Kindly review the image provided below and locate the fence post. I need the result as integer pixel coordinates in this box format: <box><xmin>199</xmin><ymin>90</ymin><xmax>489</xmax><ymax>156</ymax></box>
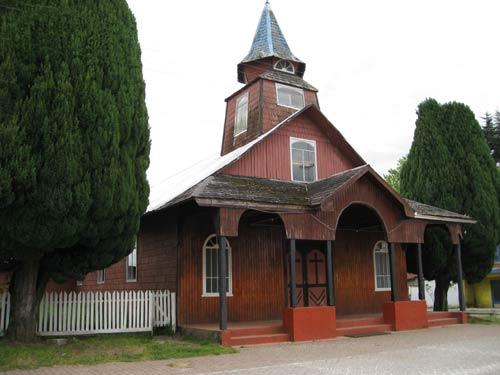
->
<box><xmin>149</xmin><ymin>291</ymin><xmax>154</xmax><ymax>336</ymax></box>
<box><xmin>171</xmin><ymin>292</ymin><xmax>176</xmax><ymax>333</ymax></box>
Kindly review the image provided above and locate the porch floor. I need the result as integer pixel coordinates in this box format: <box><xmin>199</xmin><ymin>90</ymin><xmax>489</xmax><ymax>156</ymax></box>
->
<box><xmin>181</xmin><ymin>320</ymin><xmax>282</xmax><ymax>332</ymax></box>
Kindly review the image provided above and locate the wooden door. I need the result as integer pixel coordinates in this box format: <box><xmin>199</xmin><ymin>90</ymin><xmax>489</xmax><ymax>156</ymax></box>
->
<box><xmin>287</xmin><ymin>247</ymin><xmax>327</xmax><ymax>307</ymax></box>
<box><xmin>305</xmin><ymin>249</ymin><xmax>327</xmax><ymax>306</ymax></box>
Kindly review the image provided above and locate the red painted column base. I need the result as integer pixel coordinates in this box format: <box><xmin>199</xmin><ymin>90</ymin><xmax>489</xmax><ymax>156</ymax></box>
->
<box><xmin>383</xmin><ymin>300</ymin><xmax>428</xmax><ymax>331</ymax></box>
<box><xmin>283</xmin><ymin>306</ymin><xmax>336</xmax><ymax>341</ymax></box>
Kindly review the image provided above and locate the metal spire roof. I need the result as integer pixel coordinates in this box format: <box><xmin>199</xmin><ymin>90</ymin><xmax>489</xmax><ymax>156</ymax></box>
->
<box><xmin>239</xmin><ymin>1</ymin><xmax>305</xmax><ymax>74</ymax></box>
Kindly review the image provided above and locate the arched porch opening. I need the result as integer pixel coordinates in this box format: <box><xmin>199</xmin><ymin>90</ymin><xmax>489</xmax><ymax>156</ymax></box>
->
<box><xmin>334</xmin><ymin>203</ymin><xmax>403</xmax><ymax>316</ymax></box>
<box><xmin>406</xmin><ymin>223</ymin><xmax>458</xmax><ymax>311</ymax></box>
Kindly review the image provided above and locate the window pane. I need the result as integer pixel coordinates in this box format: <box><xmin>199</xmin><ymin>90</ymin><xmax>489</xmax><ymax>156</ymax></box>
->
<box><xmin>304</xmin><ymin>150</ymin><xmax>315</xmax><ymax>163</ymax></box>
<box><xmin>293</xmin><ymin>164</ymin><xmax>304</xmax><ymax>181</ymax></box>
<box><xmin>211</xmin><ymin>278</ymin><xmax>218</xmax><ymax>294</ymax></box>
<box><xmin>304</xmin><ymin>165</ymin><xmax>316</xmax><ymax>182</ymax></box>
<box><xmin>292</xmin><ymin>148</ymin><xmax>303</xmax><ymax>163</ymax></box>
<box><xmin>290</xmin><ymin>92</ymin><xmax>304</xmax><ymax>108</ymax></box>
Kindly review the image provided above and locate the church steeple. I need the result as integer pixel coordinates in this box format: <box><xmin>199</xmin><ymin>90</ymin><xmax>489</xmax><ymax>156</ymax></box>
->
<box><xmin>237</xmin><ymin>1</ymin><xmax>306</xmax><ymax>83</ymax></box>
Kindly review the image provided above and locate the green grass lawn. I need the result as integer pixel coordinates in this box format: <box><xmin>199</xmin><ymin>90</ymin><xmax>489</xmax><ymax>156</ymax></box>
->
<box><xmin>470</xmin><ymin>315</ymin><xmax>500</xmax><ymax>325</ymax></box>
<box><xmin>0</xmin><ymin>334</ymin><xmax>236</xmax><ymax>372</ymax></box>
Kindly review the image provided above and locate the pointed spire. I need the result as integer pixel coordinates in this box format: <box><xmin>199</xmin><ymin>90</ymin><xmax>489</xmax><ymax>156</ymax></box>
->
<box><xmin>237</xmin><ymin>1</ymin><xmax>305</xmax><ymax>82</ymax></box>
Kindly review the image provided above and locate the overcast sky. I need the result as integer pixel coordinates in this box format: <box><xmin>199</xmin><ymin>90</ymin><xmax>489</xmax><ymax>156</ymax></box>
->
<box><xmin>126</xmin><ymin>0</ymin><xmax>499</xmax><ymax>192</ymax></box>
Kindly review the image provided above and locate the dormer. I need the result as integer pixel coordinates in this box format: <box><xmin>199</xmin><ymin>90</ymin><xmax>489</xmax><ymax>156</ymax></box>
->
<box><xmin>221</xmin><ymin>1</ymin><xmax>319</xmax><ymax>156</ymax></box>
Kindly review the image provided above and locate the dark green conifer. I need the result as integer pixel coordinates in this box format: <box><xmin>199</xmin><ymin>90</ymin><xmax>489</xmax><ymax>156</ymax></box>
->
<box><xmin>402</xmin><ymin>99</ymin><xmax>500</xmax><ymax>310</ymax></box>
<box><xmin>0</xmin><ymin>0</ymin><xmax>150</xmax><ymax>340</ymax></box>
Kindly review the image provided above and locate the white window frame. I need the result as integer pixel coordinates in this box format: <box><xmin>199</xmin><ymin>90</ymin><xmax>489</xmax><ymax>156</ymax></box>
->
<box><xmin>97</xmin><ymin>269</ymin><xmax>105</xmax><ymax>285</ymax></box>
<box><xmin>233</xmin><ymin>93</ymin><xmax>249</xmax><ymax>137</ymax></box>
<box><xmin>76</xmin><ymin>280</ymin><xmax>83</xmax><ymax>287</ymax></box>
<box><xmin>126</xmin><ymin>244</ymin><xmax>137</xmax><ymax>283</ymax></box>
<box><xmin>202</xmin><ymin>234</ymin><xmax>233</xmax><ymax>298</ymax></box>
<box><xmin>373</xmin><ymin>241</ymin><xmax>391</xmax><ymax>291</ymax></box>
<box><xmin>274</xmin><ymin>59</ymin><xmax>295</xmax><ymax>74</ymax></box>
<box><xmin>289</xmin><ymin>137</ymin><xmax>318</xmax><ymax>182</ymax></box>
<box><xmin>276</xmin><ymin>83</ymin><xmax>305</xmax><ymax>110</ymax></box>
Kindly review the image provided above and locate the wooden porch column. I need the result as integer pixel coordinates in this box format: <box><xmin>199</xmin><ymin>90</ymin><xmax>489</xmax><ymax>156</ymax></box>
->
<box><xmin>388</xmin><ymin>242</ymin><xmax>399</xmax><ymax>302</ymax></box>
<box><xmin>417</xmin><ymin>243</ymin><xmax>425</xmax><ymax>301</ymax></box>
<box><xmin>217</xmin><ymin>235</ymin><xmax>228</xmax><ymax>330</ymax></box>
<box><xmin>456</xmin><ymin>242</ymin><xmax>466</xmax><ymax>312</ymax></box>
<box><xmin>289</xmin><ymin>239</ymin><xmax>297</xmax><ymax>308</ymax></box>
<box><xmin>326</xmin><ymin>240</ymin><xmax>335</xmax><ymax>306</ymax></box>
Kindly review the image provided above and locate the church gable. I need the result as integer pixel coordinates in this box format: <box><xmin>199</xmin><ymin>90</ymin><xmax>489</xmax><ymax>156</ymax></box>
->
<box><xmin>222</xmin><ymin>107</ymin><xmax>362</xmax><ymax>180</ymax></box>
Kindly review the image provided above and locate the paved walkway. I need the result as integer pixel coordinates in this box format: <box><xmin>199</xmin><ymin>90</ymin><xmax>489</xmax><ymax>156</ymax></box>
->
<box><xmin>6</xmin><ymin>324</ymin><xmax>500</xmax><ymax>375</ymax></box>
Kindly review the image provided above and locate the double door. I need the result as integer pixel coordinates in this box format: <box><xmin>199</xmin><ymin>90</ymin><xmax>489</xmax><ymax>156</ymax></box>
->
<box><xmin>287</xmin><ymin>244</ymin><xmax>328</xmax><ymax>307</ymax></box>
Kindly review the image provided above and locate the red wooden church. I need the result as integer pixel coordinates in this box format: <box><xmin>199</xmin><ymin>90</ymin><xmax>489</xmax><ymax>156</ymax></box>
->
<box><xmin>73</xmin><ymin>2</ymin><xmax>475</xmax><ymax>345</ymax></box>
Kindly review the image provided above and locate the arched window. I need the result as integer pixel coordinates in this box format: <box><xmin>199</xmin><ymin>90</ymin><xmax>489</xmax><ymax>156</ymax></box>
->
<box><xmin>290</xmin><ymin>137</ymin><xmax>317</xmax><ymax>182</ymax></box>
<box><xmin>202</xmin><ymin>234</ymin><xmax>232</xmax><ymax>297</ymax></box>
<box><xmin>373</xmin><ymin>241</ymin><xmax>391</xmax><ymax>291</ymax></box>
<box><xmin>274</xmin><ymin>59</ymin><xmax>295</xmax><ymax>74</ymax></box>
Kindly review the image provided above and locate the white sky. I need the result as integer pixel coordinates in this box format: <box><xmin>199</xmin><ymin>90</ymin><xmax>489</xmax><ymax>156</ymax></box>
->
<box><xmin>126</xmin><ymin>0</ymin><xmax>500</xmax><ymax>192</ymax></box>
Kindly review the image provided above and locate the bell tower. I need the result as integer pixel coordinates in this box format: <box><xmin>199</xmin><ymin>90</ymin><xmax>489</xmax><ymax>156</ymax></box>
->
<box><xmin>221</xmin><ymin>1</ymin><xmax>318</xmax><ymax>156</ymax></box>
<box><xmin>237</xmin><ymin>1</ymin><xmax>306</xmax><ymax>84</ymax></box>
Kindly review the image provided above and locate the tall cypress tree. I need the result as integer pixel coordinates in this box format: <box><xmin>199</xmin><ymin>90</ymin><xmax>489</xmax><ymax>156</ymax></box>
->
<box><xmin>0</xmin><ymin>1</ymin><xmax>150</xmax><ymax>340</ymax></box>
<box><xmin>401</xmin><ymin>99</ymin><xmax>500</xmax><ymax>310</ymax></box>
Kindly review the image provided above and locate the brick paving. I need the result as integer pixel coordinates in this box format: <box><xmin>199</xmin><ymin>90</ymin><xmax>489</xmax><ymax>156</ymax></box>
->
<box><xmin>5</xmin><ymin>324</ymin><xmax>500</xmax><ymax>375</ymax></box>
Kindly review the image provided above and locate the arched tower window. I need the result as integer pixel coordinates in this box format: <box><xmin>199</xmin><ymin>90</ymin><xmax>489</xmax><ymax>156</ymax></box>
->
<box><xmin>274</xmin><ymin>59</ymin><xmax>295</xmax><ymax>74</ymax></box>
<box><xmin>373</xmin><ymin>241</ymin><xmax>391</xmax><ymax>291</ymax></box>
<box><xmin>202</xmin><ymin>234</ymin><xmax>233</xmax><ymax>297</ymax></box>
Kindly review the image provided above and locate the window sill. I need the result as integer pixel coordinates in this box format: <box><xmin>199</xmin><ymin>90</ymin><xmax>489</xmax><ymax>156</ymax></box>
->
<box><xmin>126</xmin><ymin>279</ymin><xmax>137</xmax><ymax>283</ymax></box>
<box><xmin>234</xmin><ymin>130</ymin><xmax>247</xmax><ymax>137</ymax></box>
<box><xmin>374</xmin><ymin>288</ymin><xmax>391</xmax><ymax>292</ymax></box>
<box><xmin>202</xmin><ymin>293</ymin><xmax>233</xmax><ymax>298</ymax></box>
<box><xmin>277</xmin><ymin>103</ymin><xmax>304</xmax><ymax>111</ymax></box>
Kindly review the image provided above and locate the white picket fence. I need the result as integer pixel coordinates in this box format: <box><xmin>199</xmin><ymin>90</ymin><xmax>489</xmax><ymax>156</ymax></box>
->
<box><xmin>0</xmin><ymin>292</ymin><xmax>10</xmax><ymax>336</ymax></box>
<box><xmin>0</xmin><ymin>290</ymin><xmax>175</xmax><ymax>337</ymax></box>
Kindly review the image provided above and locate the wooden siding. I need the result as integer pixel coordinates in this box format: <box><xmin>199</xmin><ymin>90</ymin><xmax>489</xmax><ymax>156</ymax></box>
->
<box><xmin>334</xmin><ymin>230</ymin><xmax>408</xmax><ymax>315</ymax></box>
<box><xmin>178</xmin><ymin>211</ymin><xmax>286</xmax><ymax>324</ymax></box>
<box><xmin>221</xmin><ymin>79</ymin><xmax>318</xmax><ymax>156</ymax></box>
<box><xmin>223</xmin><ymin>114</ymin><xmax>355</xmax><ymax>180</ymax></box>
<box><xmin>221</xmin><ymin>81</ymin><xmax>261</xmax><ymax>155</ymax></box>
<box><xmin>76</xmin><ymin>213</ymin><xmax>178</xmax><ymax>292</ymax></box>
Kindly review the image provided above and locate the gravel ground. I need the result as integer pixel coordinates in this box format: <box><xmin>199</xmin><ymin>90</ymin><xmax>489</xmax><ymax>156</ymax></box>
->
<box><xmin>5</xmin><ymin>324</ymin><xmax>500</xmax><ymax>375</ymax></box>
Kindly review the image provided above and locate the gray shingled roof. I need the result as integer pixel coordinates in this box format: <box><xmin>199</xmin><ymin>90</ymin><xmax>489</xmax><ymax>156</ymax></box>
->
<box><xmin>241</xmin><ymin>2</ymin><xmax>303</xmax><ymax>65</ymax></box>
<box><xmin>404</xmin><ymin>199</ymin><xmax>474</xmax><ymax>222</ymax></box>
<box><xmin>259</xmin><ymin>70</ymin><xmax>317</xmax><ymax>91</ymax></box>
<box><xmin>154</xmin><ymin>169</ymin><xmax>474</xmax><ymax>225</ymax></box>
<box><xmin>158</xmin><ymin>167</ymin><xmax>368</xmax><ymax>209</ymax></box>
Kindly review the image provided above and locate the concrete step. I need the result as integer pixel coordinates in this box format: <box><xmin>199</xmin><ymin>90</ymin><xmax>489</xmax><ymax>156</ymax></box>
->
<box><xmin>229</xmin><ymin>333</ymin><xmax>290</xmax><ymax>346</ymax></box>
<box><xmin>337</xmin><ymin>323</ymin><xmax>393</xmax><ymax>337</ymax></box>
<box><xmin>427</xmin><ymin>312</ymin><xmax>458</xmax><ymax>320</ymax></box>
<box><xmin>229</xmin><ymin>324</ymin><xmax>285</xmax><ymax>337</ymax></box>
<box><xmin>428</xmin><ymin>318</ymin><xmax>461</xmax><ymax>327</ymax></box>
<box><xmin>336</xmin><ymin>316</ymin><xmax>385</xmax><ymax>328</ymax></box>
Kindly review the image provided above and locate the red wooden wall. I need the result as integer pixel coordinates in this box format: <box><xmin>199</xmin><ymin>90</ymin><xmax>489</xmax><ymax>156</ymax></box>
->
<box><xmin>334</xmin><ymin>230</ymin><xmax>408</xmax><ymax>316</ymax></box>
<box><xmin>178</xmin><ymin>211</ymin><xmax>286</xmax><ymax>324</ymax></box>
<box><xmin>221</xmin><ymin>78</ymin><xmax>318</xmax><ymax>156</ymax></box>
<box><xmin>75</xmin><ymin>214</ymin><xmax>177</xmax><ymax>292</ymax></box>
<box><xmin>223</xmin><ymin>114</ymin><xmax>355</xmax><ymax>180</ymax></box>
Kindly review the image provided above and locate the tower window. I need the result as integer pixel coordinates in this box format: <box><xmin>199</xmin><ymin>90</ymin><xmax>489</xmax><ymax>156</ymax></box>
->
<box><xmin>276</xmin><ymin>84</ymin><xmax>304</xmax><ymax>110</ymax></box>
<box><xmin>274</xmin><ymin>60</ymin><xmax>295</xmax><ymax>74</ymax></box>
<box><xmin>234</xmin><ymin>93</ymin><xmax>249</xmax><ymax>137</ymax></box>
<box><xmin>290</xmin><ymin>137</ymin><xmax>317</xmax><ymax>182</ymax></box>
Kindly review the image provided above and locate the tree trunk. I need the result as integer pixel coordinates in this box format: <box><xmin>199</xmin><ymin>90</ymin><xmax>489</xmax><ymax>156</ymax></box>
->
<box><xmin>7</xmin><ymin>259</ymin><xmax>47</xmax><ymax>341</ymax></box>
<box><xmin>433</xmin><ymin>276</ymin><xmax>450</xmax><ymax>311</ymax></box>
